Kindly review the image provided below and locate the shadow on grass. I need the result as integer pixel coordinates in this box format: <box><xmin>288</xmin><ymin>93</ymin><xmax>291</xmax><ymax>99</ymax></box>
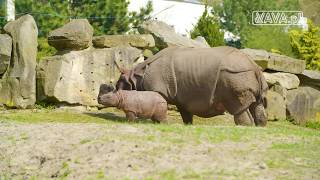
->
<box><xmin>84</xmin><ymin>112</ymin><xmax>154</xmax><ymax>124</ymax></box>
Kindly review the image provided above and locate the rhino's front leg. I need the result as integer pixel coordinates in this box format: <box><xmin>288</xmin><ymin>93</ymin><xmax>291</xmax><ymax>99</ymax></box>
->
<box><xmin>177</xmin><ymin>106</ymin><xmax>193</xmax><ymax>125</ymax></box>
<box><xmin>234</xmin><ymin>109</ymin><xmax>254</xmax><ymax>126</ymax></box>
<box><xmin>125</xmin><ymin>111</ymin><xmax>136</xmax><ymax>121</ymax></box>
<box><xmin>250</xmin><ymin>102</ymin><xmax>267</xmax><ymax>127</ymax></box>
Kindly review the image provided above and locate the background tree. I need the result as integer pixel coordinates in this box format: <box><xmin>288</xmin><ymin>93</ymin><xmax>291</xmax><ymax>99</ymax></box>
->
<box><xmin>190</xmin><ymin>6</ymin><xmax>225</xmax><ymax>47</ymax></box>
<box><xmin>1</xmin><ymin>0</ymin><xmax>152</xmax><ymax>37</ymax></box>
<box><xmin>70</xmin><ymin>0</ymin><xmax>152</xmax><ymax>35</ymax></box>
<box><xmin>211</xmin><ymin>0</ymin><xmax>300</xmax><ymax>57</ymax></box>
<box><xmin>0</xmin><ymin>0</ymin><xmax>153</xmax><ymax>59</ymax></box>
<box><xmin>0</xmin><ymin>0</ymin><xmax>8</xmax><ymax>29</ymax></box>
<box><xmin>290</xmin><ymin>20</ymin><xmax>320</xmax><ymax>71</ymax></box>
<box><xmin>244</xmin><ymin>26</ymin><xmax>296</xmax><ymax>57</ymax></box>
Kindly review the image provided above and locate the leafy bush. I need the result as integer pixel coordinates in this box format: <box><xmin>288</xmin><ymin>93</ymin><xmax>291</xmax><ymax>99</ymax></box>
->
<box><xmin>70</xmin><ymin>0</ymin><xmax>153</xmax><ymax>35</ymax></box>
<box><xmin>244</xmin><ymin>26</ymin><xmax>296</xmax><ymax>57</ymax></box>
<box><xmin>34</xmin><ymin>101</ymin><xmax>56</xmax><ymax>110</ymax></box>
<box><xmin>0</xmin><ymin>1</ymin><xmax>5</xmax><ymax>29</ymax></box>
<box><xmin>1</xmin><ymin>0</ymin><xmax>153</xmax><ymax>60</ymax></box>
<box><xmin>212</xmin><ymin>0</ymin><xmax>300</xmax><ymax>52</ymax></box>
<box><xmin>289</xmin><ymin>20</ymin><xmax>320</xmax><ymax>71</ymax></box>
<box><xmin>190</xmin><ymin>6</ymin><xmax>224</xmax><ymax>47</ymax></box>
<box><xmin>306</xmin><ymin>121</ymin><xmax>320</xmax><ymax>130</ymax></box>
<box><xmin>37</xmin><ymin>37</ymin><xmax>57</xmax><ymax>61</ymax></box>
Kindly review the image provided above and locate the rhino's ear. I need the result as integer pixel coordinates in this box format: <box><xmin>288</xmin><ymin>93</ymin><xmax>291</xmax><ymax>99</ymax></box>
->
<box><xmin>114</xmin><ymin>59</ymin><xmax>128</xmax><ymax>74</ymax></box>
<box><xmin>116</xmin><ymin>73</ymin><xmax>132</xmax><ymax>90</ymax></box>
<box><xmin>99</xmin><ymin>84</ymin><xmax>114</xmax><ymax>93</ymax></box>
<box><xmin>119</xmin><ymin>68</ymin><xmax>126</xmax><ymax>74</ymax></box>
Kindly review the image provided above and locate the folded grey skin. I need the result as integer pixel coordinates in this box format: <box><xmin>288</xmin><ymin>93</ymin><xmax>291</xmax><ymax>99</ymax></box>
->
<box><xmin>114</xmin><ymin>46</ymin><xmax>268</xmax><ymax>126</ymax></box>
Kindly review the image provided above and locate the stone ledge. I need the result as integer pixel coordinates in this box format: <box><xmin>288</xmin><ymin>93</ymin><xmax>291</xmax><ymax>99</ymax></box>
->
<box><xmin>241</xmin><ymin>48</ymin><xmax>306</xmax><ymax>74</ymax></box>
<box><xmin>93</xmin><ymin>34</ymin><xmax>155</xmax><ymax>48</ymax></box>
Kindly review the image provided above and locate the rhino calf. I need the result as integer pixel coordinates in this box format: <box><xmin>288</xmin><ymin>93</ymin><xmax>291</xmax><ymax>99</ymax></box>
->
<box><xmin>98</xmin><ymin>84</ymin><xmax>167</xmax><ymax>123</ymax></box>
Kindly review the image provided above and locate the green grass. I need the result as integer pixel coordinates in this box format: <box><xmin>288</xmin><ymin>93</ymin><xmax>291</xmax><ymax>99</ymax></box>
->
<box><xmin>1</xmin><ymin>109</ymin><xmax>320</xmax><ymax>179</ymax></box>
<box><xmin>306</xmin><ymin>121</ymin><xmax>320</xmax><ymax>130</ymax></box>
<box><xmin>1</xmin><ymin>110</ymin><xmax>319</xmax><ymax>152</ymax></box>
<box><xmin>0</xmin><ymin>110</ymin><xmax>111</xmax><ymax>123</ymax></box>
<box><xmin>0</xmin><ymin>109</ymin><xmax>319</xmax><ymax>140</ymax></box>
<box><xmin>0</xmin><ymin>107</ymin><xmax>235</xmax><ymax>125</ymax></box>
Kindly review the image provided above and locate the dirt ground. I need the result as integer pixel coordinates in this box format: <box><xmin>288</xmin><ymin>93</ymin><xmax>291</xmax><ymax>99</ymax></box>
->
<box><xmin>0</xmin><ymin>110</ymin><xmax>319</xmax><ymax>180</ymax></box>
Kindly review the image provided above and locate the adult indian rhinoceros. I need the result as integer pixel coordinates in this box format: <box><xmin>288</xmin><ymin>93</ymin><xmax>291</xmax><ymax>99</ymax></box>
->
<box><xmin>115</xmin><ymin>46</ymin><xmax>268</xmax><ymax>126</ymax></box>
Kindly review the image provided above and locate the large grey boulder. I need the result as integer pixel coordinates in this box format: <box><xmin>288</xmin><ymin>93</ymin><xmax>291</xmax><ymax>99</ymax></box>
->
<box><xmin>142</xmin><ymin>49</ymin><xmax>153</xmax><ymax>58</ymax></box>
<box><xmin>241</xmin><ymin>48</ymin><xmax>306</xmax><ymax>74</ymax></box>
<box><xmin>263</xmin><ymin>72</ymin><xmax>300</xmax><ymax>90</ymax></box>
<box><xmin>0</xmin><ymin>15</ymin><xmax>38</xmax><ymax>108</ymax></box>
<box><xmin>93</xmin><ymin>34</ymin><xmax>155</xmax><ymax>48</ymax></box>
<box><xmin>269</xmin><ymin>84</ymin><xmax>287</xmax><ymax>100</ymax></box>
<box><xmin>298</xmin><ymin>70</ymin><xmax>320</xmax><ymax>89</ymax></box>
<box><xmin>286</xmin><ymin>86</ymin><xmax>320</xmax><ymax>125</ymax></box>
<box><xmin>139</xmin><ymin>20</ymin><xmax>209</xmax><ymax>49</ymax></box>
<box><xmin>266</xmin><ymin>91</ymin><xmax>286</xmax><ymax>120</ymax></box>
<box><xmin>0</xmin><ymin>34</ymin><xmax>12</xmax><ymax>75</ymax></box>
<box><xmin>48</xmin><ymin>19</ymin><xmax>93</xmax><ymax>51</ymax></box>
<box><xmin>37</xmin><ymin>47</ymin><xmax>142</xmax><ymax>106</ymax></box>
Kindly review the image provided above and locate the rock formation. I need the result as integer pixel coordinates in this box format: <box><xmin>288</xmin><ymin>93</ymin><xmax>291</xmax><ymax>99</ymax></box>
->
<box><xmin>241</xmin><ymin>48</ymin><xmax>306</xmax><ymax>74</ymax></box>
<box><xmin>93</xmin><ymin>34</ymin><xmax>155</xmax><ymax>49</ymax></box>
<box><xmin>48</xmin><ymin>19</ymin><xmax>93</xmax><ymax>51</ymax></box>
<box><xmin>0</xmin><ymin>34</ymin><xmax>12</xmax><ymax>75</ymax></box>
<box><xmin>0</xmin><ymin>15</ymin><xmax>38</xmax><ymax>108</ymax></box>
<box><xmin>139</xmin><ymin>20</ymin><xmax>209</xmax><ymax>49</ymax></box>
<box><xmin>37</xmin><ymin>47</ymin><xmax>142</xmax><ymax>106</ymax></box>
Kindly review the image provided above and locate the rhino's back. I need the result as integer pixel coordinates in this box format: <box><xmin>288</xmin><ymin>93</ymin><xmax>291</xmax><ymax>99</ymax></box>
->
<box><xmin>142</xmin><ymin>47</ymin><xmax>259</xmax><ymax>116</ymax></box>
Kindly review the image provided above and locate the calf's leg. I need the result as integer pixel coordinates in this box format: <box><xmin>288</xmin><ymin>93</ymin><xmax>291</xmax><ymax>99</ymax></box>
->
<box><xmin>151</xmin><ymin>114</ymin><xmax>167</xmax><ymax>124</ymax></box>
<box><xmin>125</xmin><ymin>111</ymin><xmax>136</xmax><ymax>121</ymax></box>
<box><xmin>151</xmin><ymin>104</ymin><xmax>168</xmax><ymax>123</ymax></box>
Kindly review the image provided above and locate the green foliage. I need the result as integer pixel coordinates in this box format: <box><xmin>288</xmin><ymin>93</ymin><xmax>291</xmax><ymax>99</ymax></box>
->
<box><xmin>300</xmin><ymin>0</ymin><xmax>320</xmax><ymax>25</ymax></box>
<box><xmin>0</xmin><ymin>0</ymin><xmax>152</xmax><ymax>59</ymax></box>
<box><xmin>9</xmin><ymin>0</ymin><xmax>152</xmax><ymax>37</ymax></box>
<box><xmin>34</xmin><ymin>101</ymin><xmax>56</xmax><ymax>110</ymax></box>
<box><xmin>306</xmin><ymin>121</ymin><xmax>320</xmax><ymax>130</ymax></box>
<box><xmin>0</xmin><ymin>0</ymin><xmax>7</xmax><ymax>29</ymax></box>
<box><xmin>244</xmin><ymin>26</ymin><xmax>296</xmax><ymax>57</ymax></box>
<box><xmin>190</xmin><ymin>6</ymin><xmax>225</xmax><ymax>47</ymax></box>
<box><xmin>289</xmin><ymin>20</ymin><xmax>320</xmax><ymax>71</ymax></box>
<box><xmin>213</xmin><ymin>0</ymin><xmax>300</xmax><ymax>38</ymax></box>
<box><xmin>212</xmin><ymin>0</ymin><xmax>300</xmax><ymax>53</ymax></box>
<box><xmin>129</xmin><ymin>1</ymin><xmax>153</xmax><ymax>31</ymax></box>
<box><xmin>37</xmin><ymin>37</ymin><xmax>57</xmax><ymax>60</ymax></box>
<box><xmin>15</xmin><ymin>0</ymin><xmax>70</xmax><ymax>37</ymax></box>
<box><xmin>70</xmin><ymin>0</ymin><xmax>153</xmax><ymax>35</ymax></box>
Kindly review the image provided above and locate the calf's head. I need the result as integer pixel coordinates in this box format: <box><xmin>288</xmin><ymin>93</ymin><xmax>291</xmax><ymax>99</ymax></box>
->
<box><xmin>97</xmin><ymin>84</ymin><xmax>119</xmax><ymax>107</ymax></box>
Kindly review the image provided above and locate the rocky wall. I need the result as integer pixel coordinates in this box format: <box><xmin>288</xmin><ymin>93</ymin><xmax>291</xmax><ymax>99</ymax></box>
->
<box><xmin>241</xmin><ymin>48</ymin><xmax>320</xmax><ymax>125</ymax></box>
<box><xmin>0</xmin><ymin>15</ymin><xmax>318</xmax><ymax>125</ymax></box>
<box><xmin>0</xmin><ymin>15</ymin><xmax>38</xmax><ymax>108</ymax></box>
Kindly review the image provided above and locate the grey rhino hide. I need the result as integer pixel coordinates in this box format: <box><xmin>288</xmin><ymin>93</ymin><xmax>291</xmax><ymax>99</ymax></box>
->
<box><xmin>124</xmin><ymin>47</ymin><xmax>267</xmax><ymax>117</ymax></box>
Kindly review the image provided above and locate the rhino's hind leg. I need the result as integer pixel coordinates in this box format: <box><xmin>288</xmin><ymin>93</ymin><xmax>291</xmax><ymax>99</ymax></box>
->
<box><xmin>234</xmin><ymin>109</ymin><xmax>254</xmax><ymax>126</ymax></box>
<box><xmin>177</xmin><ymin>106</ymin><xmax>193</xmax><ymax>125</ymax></box>
<box><xmin>249</xmin><ymin>102</ymin><xmax>267</xmax><ymax>127</ymax></box>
